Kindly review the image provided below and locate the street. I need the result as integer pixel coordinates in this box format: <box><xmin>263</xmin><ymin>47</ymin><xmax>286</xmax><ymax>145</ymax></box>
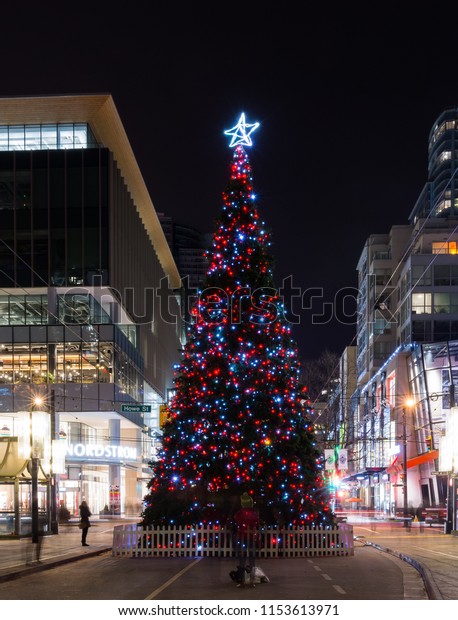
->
<box><xmin>0</xmin><ymin>541</ymin><xmax>427</xmax><ymax>600</ymax></box>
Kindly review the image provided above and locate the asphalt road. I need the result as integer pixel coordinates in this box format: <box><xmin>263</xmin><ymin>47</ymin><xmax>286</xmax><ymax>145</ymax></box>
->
<box><xmin>0</xmin><ymin>543</ymin><xmax>427</xmax><ymax>600</ymax></box>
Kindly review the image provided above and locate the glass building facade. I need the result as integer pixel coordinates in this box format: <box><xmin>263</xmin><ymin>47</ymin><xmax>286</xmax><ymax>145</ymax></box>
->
<box><xmin>0</xmin><ymin>147</ymin><xmax>109</xmax><ymax>288</ymax></box>
<box><xmin>0</xmin><ymin>95</ymin><xmax>183</xmax><ymax>536</ymax></box>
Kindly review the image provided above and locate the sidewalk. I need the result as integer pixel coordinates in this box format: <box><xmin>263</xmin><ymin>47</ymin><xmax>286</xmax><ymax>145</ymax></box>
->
<box><xmin>0</xmin><ymin>516</ymin><xmax>457</xmax><ymax>600</ymax></box>
<box><xmin>0</xmin><ymin>516</ymin><xmax>129</xmax><ymax>583</ymax></box>
<box><xmin>349</xmin><ymin>516</ymin><xmax>458</xmax><ymax>600</ymax></box>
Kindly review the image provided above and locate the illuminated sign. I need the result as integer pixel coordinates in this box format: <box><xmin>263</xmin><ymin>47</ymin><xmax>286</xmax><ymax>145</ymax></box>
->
<box><xmin>66</xmin><ymin>443</ymin><xmax>137</xmax><ymax>461</ymax></box>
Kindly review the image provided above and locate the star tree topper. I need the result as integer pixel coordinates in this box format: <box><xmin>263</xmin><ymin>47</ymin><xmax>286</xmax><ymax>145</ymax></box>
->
<box><xmin>224</xmin><ymin>113</ymin><xmax>260</xmax><ymax>147</ymax></box>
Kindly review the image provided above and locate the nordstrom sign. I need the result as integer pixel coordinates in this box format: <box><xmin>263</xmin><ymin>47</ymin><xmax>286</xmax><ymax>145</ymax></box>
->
<box><xmin>66</xmin><ymin>443</ymin><xmax>137</xmax><ymax>461</ymax></box>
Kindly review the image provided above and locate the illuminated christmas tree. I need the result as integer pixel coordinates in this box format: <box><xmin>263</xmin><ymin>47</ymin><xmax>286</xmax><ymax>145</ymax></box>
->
<box><xmin>142</xmin><ymin>114</ymin><xmax>334</xmax><ymax>527</ymax></box>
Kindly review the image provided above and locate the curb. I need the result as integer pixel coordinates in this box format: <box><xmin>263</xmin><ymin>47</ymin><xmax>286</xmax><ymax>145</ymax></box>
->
<box><xmin>0</xmin><ymin>546</ymin><xmax>112</xmax><ymax>584</ymax></box>
<box><xmin>364</xmin><ymin>541</ymin><xmax>443</xmax><ymax>600</ymax></box>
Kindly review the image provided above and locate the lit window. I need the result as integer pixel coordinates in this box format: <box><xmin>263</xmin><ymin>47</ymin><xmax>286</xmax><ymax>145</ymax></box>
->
<box><xmin>432</xmin><ymin>241</ymin><xmax>457</xmax><ymax>254</ymax></box>
<box><xmin>412</xmin><ymin>293</ymin><xmax>432</xmax><ymax>314</ymax></box>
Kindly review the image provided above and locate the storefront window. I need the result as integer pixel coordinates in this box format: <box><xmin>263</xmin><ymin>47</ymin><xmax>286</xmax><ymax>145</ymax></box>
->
<box><xmin>0</xmin><ymin>480</ymin><xmax>49</xmax><ymax>536</ymax></box>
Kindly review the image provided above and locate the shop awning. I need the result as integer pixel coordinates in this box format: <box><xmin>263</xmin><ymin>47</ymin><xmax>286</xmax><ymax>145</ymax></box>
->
<box><xmin>406</xmin><ymin>449</ymin><xmax>439</xmax><ymax>469</ymax></box>
<box><xmin>386</xmin><ymin>450</ymin><xmax>439</xmax><ymax>474</ymax></box>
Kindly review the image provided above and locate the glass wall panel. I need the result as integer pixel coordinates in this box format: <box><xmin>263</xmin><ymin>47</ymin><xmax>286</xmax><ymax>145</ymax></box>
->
<box><xmin>0</xmin><ymin>167</ymin><xmax>14</xmax><ymax>209</ymax></box>
<box><xmin>9</xmin><ymin>125</ymin><xmax>24</xmax><ymax>150</ymax></box>
<box><xmin>9</xmin><ymin>298</ymin><xmax>26</xmax><ymax>324</ymax></box>
<box><xmin>412</xmin><ymin>264</ymin><xmax>432</xmax><ymax>286</ymax></box>
<box><xmin>0</xmin><ymin>295</ymin><xmax>47</xmax><ymax>325</ymax></box>
<box><xmin>434</xmin><ymin>292</ymin><xmax>450</xmax><ymax>313</ymax></box>
<box><xmin>451</xmin><ymin>265</ymin><xmax>458</xmax><ymax>285</ymax></box>
<box><xmin>86</xmin><ymin>124</ymin><xmax>97</xmax><ymax>147</ymax></box>
<box><xmin>412</xmin><ymin>320</ymin><xmax>432</xmax><ymax>342</ymax></box>
<box><xmin>25</xmin><ymin>126</ymin><xmax>41</xmax><ymax>150</ymax></box>
<box><xmin>0</xmin><ymin>127</ymin><xmax>8</xmax><ymax>151</ymax></box>
<box><xmin>449</xmin><ymin>340</ymin><xmax>458</xmax><ymax>365</ymax></box>
<box><xmin>25</xmin><ymin>296</ymin><xmax>47</xmax><ymax>324</ymax></box>
<box><xmin>0</xmin><ymin>341</ymin><xmax>12</xmax><ymax>383</ymax></box>
<box><xmin>49</xmin><ymin>151</ymin><xmax>66</xmax><ymax>284</ymax></box>
<box><xmin>434</xmin><ymin>320</ymin><xmax>451</xmax><ymax>341</ymax></box>
<box><xmin>434</xmin><ymin>264</ymin><xmax>450</xmax><ymax>285</ymax></box>
<box><xmin>74</xmin><ymin>124</ymin><xmax>88</xmax><ymax>147</ymax></box>
<box><xmin>58</xmin><ymin>124</ymin><xmax>74</xmax><ymax>149</ymax></box>
<box><xmin>423</xmin><ymin>342</ymin><xmax>449</xmax><ymax>369</ymax></box>
<box><xmin>0</xmin><ymin>123</ymin><xmax>97</xmax><ymax>151</ymax></box>
<box><xmin>41</xmin><ymin>125</ymin><xmax>57</xmax><ymax>149</ymax></box>
<box><xmin>0</xmin><ymin>297</ymin><xmax>9</xmax><ymax>325</ymax></box>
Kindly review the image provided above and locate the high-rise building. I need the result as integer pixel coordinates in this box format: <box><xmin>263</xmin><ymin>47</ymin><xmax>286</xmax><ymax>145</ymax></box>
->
<box><xmin>157</xmin><ymin>213</ymin><xmax>211</xmax><ymax>291</ymax></box>
<box><xmin>0</xmin><ymin>94</ymin><xmax>184</xmax><ymax>536</ymax></box>
<box><xmin>157</xmin><ymin>213</ymin><xmax>211</xmax><ymax>326</ymax></box>
<box><xmin>343</xmin><ymin>109</ymin><xmax>458</xmax><ymax>526</ymax></box>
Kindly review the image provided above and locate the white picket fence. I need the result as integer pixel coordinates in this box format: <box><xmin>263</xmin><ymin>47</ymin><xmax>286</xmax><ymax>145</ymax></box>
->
<box><xmin>112</xmin><ymin>523</ymin><xmax>354</xmax><ymax>558</ymax></box>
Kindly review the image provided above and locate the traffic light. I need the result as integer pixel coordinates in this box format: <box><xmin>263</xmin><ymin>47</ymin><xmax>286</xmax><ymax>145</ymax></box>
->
<box><xmin>425</xmin><ymin>435</ymin><xmax>432</xmax><ymax>452</ymax></box>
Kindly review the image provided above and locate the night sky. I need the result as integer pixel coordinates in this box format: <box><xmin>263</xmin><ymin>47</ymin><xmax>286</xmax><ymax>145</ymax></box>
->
<box><xmin>1</xmin><ymin>5</ymin><xmax>458</xmax><ymax>360</ymax></box>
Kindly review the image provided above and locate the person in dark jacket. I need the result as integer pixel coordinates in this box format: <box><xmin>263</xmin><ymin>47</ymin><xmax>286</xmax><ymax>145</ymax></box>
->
<box><xmin>232</xmin><ymin>492</ymin><xmax>259</xmax><ymax>587</ymax></box>
<box><xmin>79</xmin><ymin>500</ymin><xmax>92</xmax><ymax>546</ymax></box>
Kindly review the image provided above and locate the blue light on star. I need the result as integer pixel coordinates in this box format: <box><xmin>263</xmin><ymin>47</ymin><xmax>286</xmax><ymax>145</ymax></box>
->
<box><xmin>224</xmin><ymin>113</ymin><xmax>260</xmax><ymax>147</ymax></box>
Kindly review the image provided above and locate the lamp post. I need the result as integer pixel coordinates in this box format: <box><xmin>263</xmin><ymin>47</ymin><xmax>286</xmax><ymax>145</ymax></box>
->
<box><xmin>402</xmin><ymin>397</ymin><xmax>415</xmax><ymax>528</ymax></box>
<box><xmin>439</xmin><ymin>407</ymin><xmax>458</xmax><ymax>534</ymax></box>
<box><xmin>18</xmin><ymin>397</ymin><xmax>51</xmax><ymax>543</ymax></box>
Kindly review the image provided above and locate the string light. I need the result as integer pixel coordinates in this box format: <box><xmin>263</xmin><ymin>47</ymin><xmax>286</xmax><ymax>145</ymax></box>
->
<box><xmin>142</xmin><ymin>122</ymin><xmax>333</xmax><ymax>528</ymax></box>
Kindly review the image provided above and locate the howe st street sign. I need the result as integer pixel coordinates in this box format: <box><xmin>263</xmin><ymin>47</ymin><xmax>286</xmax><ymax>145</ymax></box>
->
<box><xmin>120</xmin><ymin>404</ymin><xmax>152</xmax><ymax>414</ymax></box>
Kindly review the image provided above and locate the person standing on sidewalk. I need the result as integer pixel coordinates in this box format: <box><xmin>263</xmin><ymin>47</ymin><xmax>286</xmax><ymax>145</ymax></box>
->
<box><xmin>79</xmin><ymin>500</ymin><xmax>92</xmax><ymax>546</ymax></box>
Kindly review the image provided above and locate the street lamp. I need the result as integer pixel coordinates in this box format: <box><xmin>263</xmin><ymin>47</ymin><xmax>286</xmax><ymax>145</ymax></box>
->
<box><xmin>402</xmin><ymin>397</ymin><xmax>415</xmax><ymax>527</ymax></box>
<box><xmin>439</xmin><ymin>407</ymin><xmax>458</xmax><ymax>533</ymax></box>
<box><xmin>18</xmin><ymin>397</ymin><xmax>51</xmax><ymax>544</ymax></box>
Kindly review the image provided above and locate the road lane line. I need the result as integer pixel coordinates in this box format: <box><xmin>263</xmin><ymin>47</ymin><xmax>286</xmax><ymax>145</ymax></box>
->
<box><xmin>356</xmin><ymin>526</ymin><xmax>443</xmax><ymax>539</ymax></box>
<box><xmin>333</xmin><ymin>585</ymin><xmax>345</xmax><ymax>594</ymax></box>
<box><xmin>322</xmin><ymin>574</ymin><xmax>332</xmax><ymax>581</ymax></box>
<box><xmin>412</xmin><ymin>546</ymin><xmax>458</xmax><ymax>559</ymax></box>
<box><xmin>144</xmin><ymin>558</ymin><xmax>203</xmax><ymax>599</ymax></box>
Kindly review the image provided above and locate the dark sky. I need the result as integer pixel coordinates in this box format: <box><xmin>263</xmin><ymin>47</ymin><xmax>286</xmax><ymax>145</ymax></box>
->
<box><xmin>1</xmin><ymin>5</ymin><xmax>457</xmax><ymax>360</ymax></box>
